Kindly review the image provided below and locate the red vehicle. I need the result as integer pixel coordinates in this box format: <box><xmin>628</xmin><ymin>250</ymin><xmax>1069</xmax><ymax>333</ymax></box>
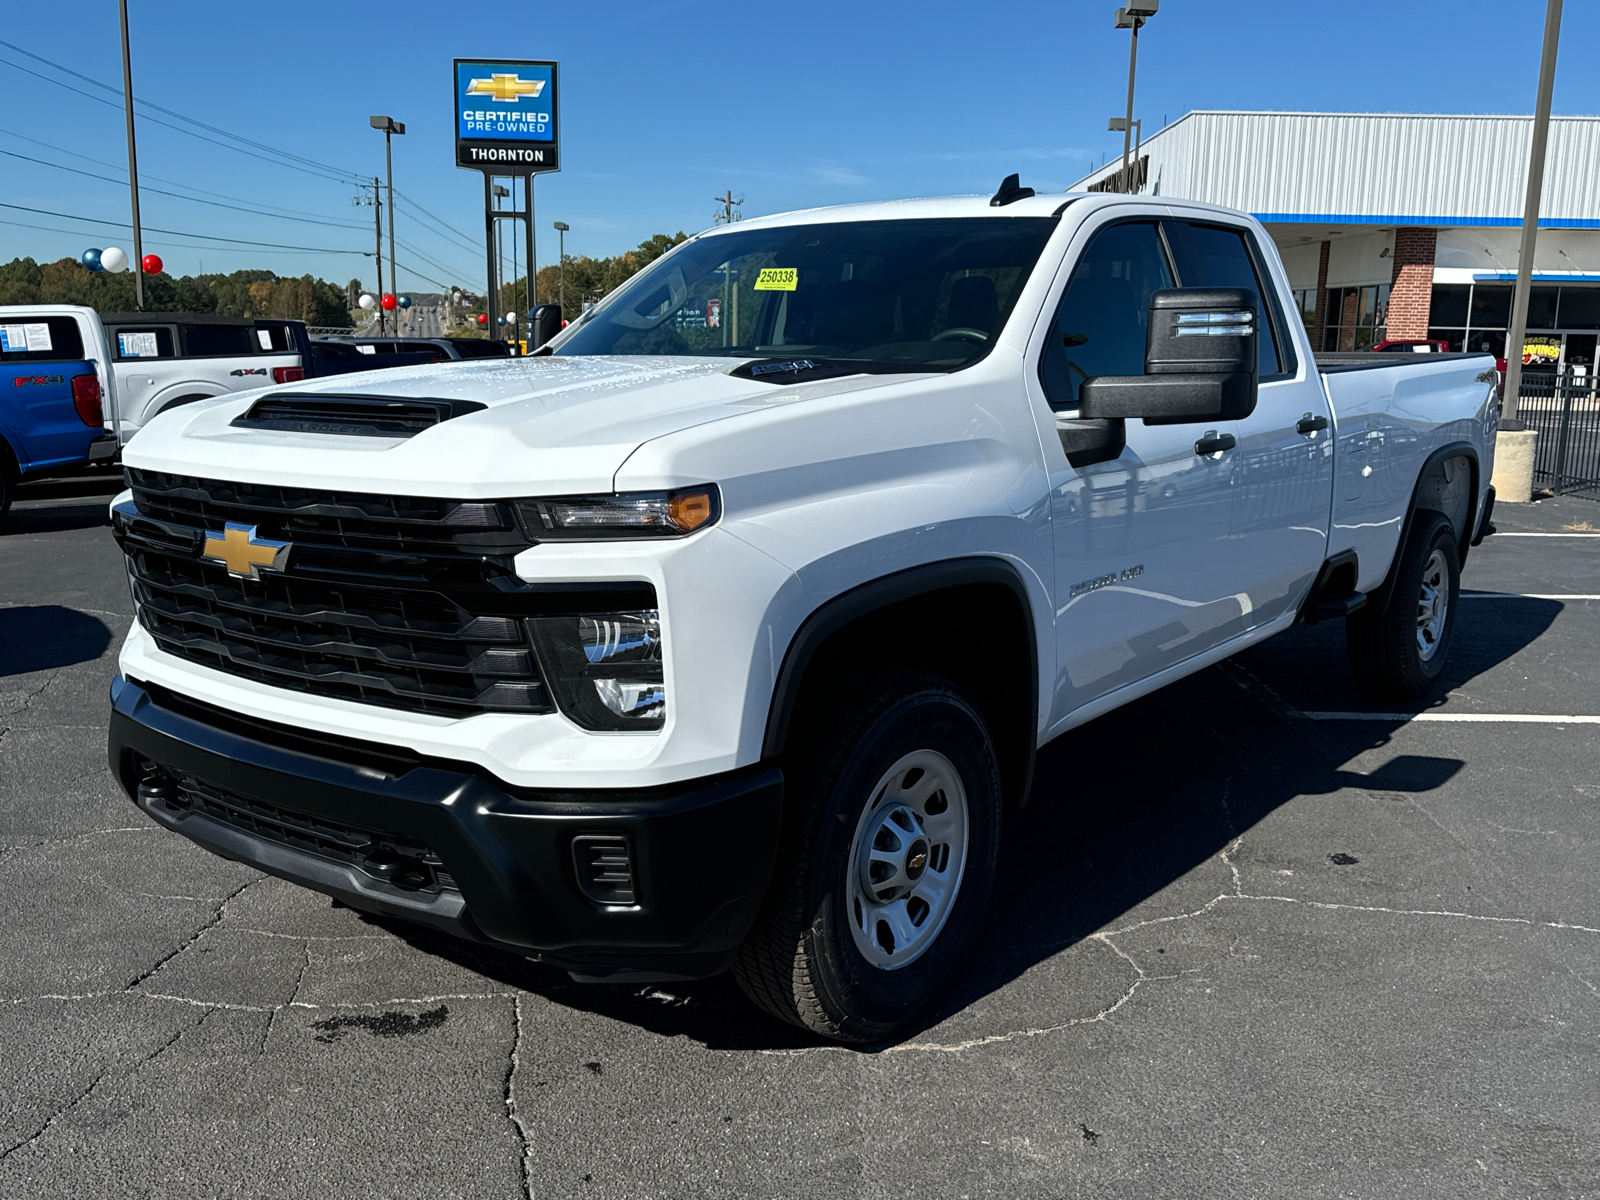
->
<box><xmin>1374</xmin><ymin>338</ymin><xmax>1450</xmax><ymax>354</ymax></box>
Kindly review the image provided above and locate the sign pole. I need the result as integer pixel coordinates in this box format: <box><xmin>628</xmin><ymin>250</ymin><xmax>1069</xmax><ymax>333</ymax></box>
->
<box><xmin>483</xmin><ymin>173</ymin><xmax>499</xmax><ymax>333</ymax></box>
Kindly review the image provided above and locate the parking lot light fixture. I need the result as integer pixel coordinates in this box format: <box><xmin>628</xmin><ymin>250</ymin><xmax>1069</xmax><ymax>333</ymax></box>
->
<box><xmin>369</xmin><ymin>116</ymin><xmax>405</xmax><ymax>320</ymax></box>
<box><xmin>1112</xmin><ymin>2</ymin><xmax>1156</xmax><ymax>189</ymax></box>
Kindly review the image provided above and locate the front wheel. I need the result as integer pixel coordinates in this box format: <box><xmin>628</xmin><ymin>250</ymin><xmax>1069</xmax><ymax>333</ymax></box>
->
<box><xmin>1346</xmin><ymin>509</ymin><xmax>1461</xmax><ymax>699</ymax></box>
<box><xmin>733</xmin><ymin>667</ymin><xmax>1002</xmax><ymax>1043</ymax></box>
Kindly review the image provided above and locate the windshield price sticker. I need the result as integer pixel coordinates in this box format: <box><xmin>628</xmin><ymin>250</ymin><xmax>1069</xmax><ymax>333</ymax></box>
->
<box><xmin>1</xmin><ymin>323</ymin><xmax>52</xmax><ymax>353</ymax></box>
<box><xmin>754</xmin><ymin>268</ymin><xmax>798</xmax><ymax>291</ymax></box>
<box><xmin>118</xmin><ymin>332</ymin><xmax>159</xmax><ymax>358</ymax></box>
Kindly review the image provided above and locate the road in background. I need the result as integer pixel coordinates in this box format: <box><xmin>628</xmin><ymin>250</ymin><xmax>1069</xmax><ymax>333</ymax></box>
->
<box><xmin>2</xmin><ymin>478</ymin><xmax>1597</xmax><ymax>1198</ymax></box>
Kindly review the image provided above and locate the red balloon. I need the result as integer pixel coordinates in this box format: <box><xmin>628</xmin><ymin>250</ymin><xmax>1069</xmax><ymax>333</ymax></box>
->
<box><xmin>477</xmin><ymin>313</ymin><xmax>488</xmax><ymax>325</ymax></box>
<box><xmin>141</xmin><ymin>254</ymin><xmax>163</xmax><ymax>275</ymax></box>
<box><xmin>381</xmin><ymin>293</ymin><xmax>398</xmax><ymax>311</ymax></box>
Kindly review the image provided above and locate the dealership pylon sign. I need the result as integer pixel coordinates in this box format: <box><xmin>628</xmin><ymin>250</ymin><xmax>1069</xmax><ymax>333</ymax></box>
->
<box><xmin>454</xmin><ymin>59</ymin><xmax>560</xmax><ymax>171</ymax></box>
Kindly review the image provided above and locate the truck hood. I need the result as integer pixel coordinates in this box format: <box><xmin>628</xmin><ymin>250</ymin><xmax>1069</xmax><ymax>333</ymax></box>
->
<box><xmin>122</xmin><ymin>355</ymin><xmax>918</xmax><ymax>496</ymax></box>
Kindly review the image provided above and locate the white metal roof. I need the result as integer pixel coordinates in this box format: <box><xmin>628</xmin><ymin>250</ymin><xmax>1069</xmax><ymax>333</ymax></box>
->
<box><xmin>1069</xmin><ymin>111</ymin><xmax>1600</xmax><ymax>229</ymax></box>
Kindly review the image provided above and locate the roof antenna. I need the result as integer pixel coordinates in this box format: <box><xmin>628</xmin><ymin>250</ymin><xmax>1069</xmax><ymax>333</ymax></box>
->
<box><xmin>989</xmin><ymin>173</ymin><xmax>1035</xmax><ymax>207</ymax></box>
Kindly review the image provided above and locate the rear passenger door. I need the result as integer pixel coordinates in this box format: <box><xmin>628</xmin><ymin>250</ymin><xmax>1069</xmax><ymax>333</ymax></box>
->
<box><xmin>1161</xmin><ymin>218</ymin><xmax>1332</xmax><ymax>628</ymax></box>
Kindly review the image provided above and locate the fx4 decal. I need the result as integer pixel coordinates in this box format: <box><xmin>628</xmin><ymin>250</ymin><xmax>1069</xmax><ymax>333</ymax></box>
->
<box><xmin>13</xmin><ymin>375</ymin><xmax>64</xmax><ymax>387</ymax></box>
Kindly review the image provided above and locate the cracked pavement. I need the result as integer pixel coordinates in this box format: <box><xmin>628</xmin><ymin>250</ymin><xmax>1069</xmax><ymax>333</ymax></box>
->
<box><xmin>2</xmin><ymin>471</ymin><xmax>1597</xmax><ymax>1198</ymax></box>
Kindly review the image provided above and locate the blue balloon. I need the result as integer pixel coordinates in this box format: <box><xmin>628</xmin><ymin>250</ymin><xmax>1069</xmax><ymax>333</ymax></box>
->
<box><xmin>81</xmin><ymin>248</ymin><xmax>103</xmax><ymax>272</ymax></box>
<box><xmin>398</xmin><ymin>295</ymin><xmax>412</xmax><ymax>309</ymax></box>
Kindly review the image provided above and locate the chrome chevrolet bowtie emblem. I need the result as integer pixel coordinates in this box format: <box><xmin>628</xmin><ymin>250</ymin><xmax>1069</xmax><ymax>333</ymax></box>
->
<box><xmin>466</xmin><ymin>73</ymin><xmax>545</xmax><ymax>102</ymax></box>
<box><xmin>201</xmin><ymin>522</ymin><xmax>290</xmax><ymax>580</ymax></box>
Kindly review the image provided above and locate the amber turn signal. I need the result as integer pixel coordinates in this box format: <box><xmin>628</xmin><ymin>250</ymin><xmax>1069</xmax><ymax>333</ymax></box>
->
<box><xmin>668</xmin><ymin>489</ymin><xmax>715</xmax><ymax>533</ymax></box>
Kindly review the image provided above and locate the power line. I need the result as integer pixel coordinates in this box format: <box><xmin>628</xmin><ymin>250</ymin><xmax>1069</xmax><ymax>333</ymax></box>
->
<box><xmin>0</xmin><ymin>37</ymin><xmax>365</xmax><ymax>184</ymax></box>
<box><xmin>0</xmin><ymin>216</ymin><xmax>368</xmax><ymax>258</ymax></box>
<box><xmin>0</xmin><ymin>53</ymin><xmax>359</xmax><ymax>185</ymax></box>
<box><xmin>0</xmin><ymin>124</ymin><xmax>389</xmax><ymax>228</ymax></box>
<box><xmin>393</xmin><ymin>190</ymin><xmax>482</xmax><ymax>255</ymax></box>
<box><xmin>0</xmin><ymin>200</ymin><xmax>368</xmax><ymax>254</ymax></box>
<box><xmin>0</xmin><ymin>147</ymin><xmax>370</xmax><ymax>231</ymax></box>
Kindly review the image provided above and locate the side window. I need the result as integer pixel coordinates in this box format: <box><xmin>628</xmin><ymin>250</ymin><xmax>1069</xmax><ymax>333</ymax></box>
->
<box><xmin>112</xmin><ymin>327</ymin><xmax>176</xmax><ymax>359</ymax></box>
<box><xmin>181</xmin><ymin>324</ymin><xmax>254</xmax><ymax>357</ymax></box>
<box><xmin>1039</xmin><ymin>221</ymin><xmax>1173</xmax><ymax>409</ymax></box>
<box><xmin>1162</xmin><ymin>221</ymin><xmax>1285</xmax><ymax>376</ymax></box>
<box><xmin>0</xmin><ymin>316</ymin><xmax>87</xmax><ymax>363</ymax></box>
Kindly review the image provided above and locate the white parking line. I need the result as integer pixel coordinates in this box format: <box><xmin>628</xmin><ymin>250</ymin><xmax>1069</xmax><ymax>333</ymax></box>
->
<box><xmin>1493</xmin><ymin>532</ymin><xmax>1600</xmax><ymax>537</ymax></box>
<box><xmin>1305</xmin><ymin>712</ymin><xmax>1600</xmax><ymax>724</ymax></box>
<box><xmin>1460</xmin><ymin>593</ymin><xmax>1600</xmax><ymax>600</ymax></box>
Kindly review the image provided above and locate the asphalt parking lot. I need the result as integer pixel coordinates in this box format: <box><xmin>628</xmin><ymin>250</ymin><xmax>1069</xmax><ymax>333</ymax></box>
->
<box><xmin>3</xmin><ymin>470</ymin><xmax>1597</xmax><ymax>1199</ymax></box>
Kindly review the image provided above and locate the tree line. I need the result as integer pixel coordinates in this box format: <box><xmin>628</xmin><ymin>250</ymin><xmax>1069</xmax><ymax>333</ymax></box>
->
<box><xmin>0</xmin><ymin>257</ymin><xmax>355</xmax><ymax>328</ymax></box>
<box><xmin>498</xmin><ymin>232</ymin><xmax>689</xmax><ymax>319</ymax></box>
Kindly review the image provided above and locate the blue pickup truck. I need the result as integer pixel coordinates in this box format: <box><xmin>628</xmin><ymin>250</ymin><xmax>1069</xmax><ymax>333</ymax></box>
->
<box><xmin>1</xmin><ymin>307</ymin><xmax>119</xmax><ymax>522</ymax></box>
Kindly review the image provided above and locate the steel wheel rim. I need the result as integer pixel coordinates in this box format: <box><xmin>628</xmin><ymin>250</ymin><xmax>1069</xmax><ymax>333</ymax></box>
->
<box><xmin>1416</xmin><ymin>547</ymin><xmax>1449</xmax><ymax>662</ymax></box>
<box><xmin>846</xmin><ymin>749</ymin><xmax>969</xmax><ymax>971</ymax></box>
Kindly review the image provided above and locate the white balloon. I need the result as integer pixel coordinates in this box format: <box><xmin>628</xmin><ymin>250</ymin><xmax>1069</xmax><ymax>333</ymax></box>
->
<box><xmin>101</xmin><ymin>246</ymin><xmax>128</xmax><ymax>273</ymax></box>
<box><xmin>358</xmin><ymin>293</ymin><xmax>376</xmax><ymax>310</ymax></box>
<box><xmin>504</xmin><ymin>311</ymin><xmax>517</xmax><ymax>324</ymax></box>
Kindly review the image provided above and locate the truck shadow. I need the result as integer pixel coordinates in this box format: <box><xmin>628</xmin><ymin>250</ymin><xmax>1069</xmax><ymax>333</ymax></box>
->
<box><xmin>0</xmin><ymin>605</ymin><xmax>113</xmax><ymax>676</ymax></box>
<box><xmin>3</xmin><ymin>471</ymin><xmax>123</xmax><ymax>536</ymax></box>
<box><xmin>373</xmin><ymin>599</ymin><xmax>1562</xmax><ymax>1053</ymax></box>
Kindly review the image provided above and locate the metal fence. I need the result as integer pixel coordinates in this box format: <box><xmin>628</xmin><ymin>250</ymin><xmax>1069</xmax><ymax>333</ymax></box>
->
<box><xmin>1517</xmin><ymin>370</ymin><xmax>1600</xmax><ymax>500</ymax></box>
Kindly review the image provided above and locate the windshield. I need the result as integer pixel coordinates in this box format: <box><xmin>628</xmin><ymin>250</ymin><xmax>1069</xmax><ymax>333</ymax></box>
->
<box><xmin>555</xmin><ymin>217</ymin><xmax>1057</xmax><ymax>372</ymax></box>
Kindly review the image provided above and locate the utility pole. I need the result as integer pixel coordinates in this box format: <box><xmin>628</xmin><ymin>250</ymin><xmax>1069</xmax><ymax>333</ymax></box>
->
<box><xmin>1502</xmin><ymin>0</ymin><xmax>1564</xmax><ymax>424</ymax></box>
<box><xmin>1112</xmin><ymin>3</ymin><xmax>1158</xmax><ymax>188</ymax></box>
<box><xmin>370</xmin><ymin>116</ymin><xmax>404</xmax><ymax>326</ymax></box>
<box><xmin>117</xmin><ymin>0</ymin><xmax>145</xmax><ymax>310</ymax></box>
<box><xmin>713</xmin><ymin>190</ymin><xmax>743</xmax><ymax>225</ymax></box>
<box><xmin>364</xmin><ymin>178</ymin><xmax>386</xmax><ymax>334</ymax></box>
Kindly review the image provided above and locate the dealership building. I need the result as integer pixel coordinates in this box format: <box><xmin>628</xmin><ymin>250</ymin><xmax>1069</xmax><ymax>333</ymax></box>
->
<box><xmin>1070</xmin><ymin>111</ymin><xmax>1600</xmax><ymax>371</ymax></box>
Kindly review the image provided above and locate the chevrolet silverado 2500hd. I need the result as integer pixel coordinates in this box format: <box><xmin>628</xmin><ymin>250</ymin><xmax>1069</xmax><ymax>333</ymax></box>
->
<box><xmin>107</xmin><ymin>184</ymin><xmax>1498</xmax><ymax>1043</ymax></box>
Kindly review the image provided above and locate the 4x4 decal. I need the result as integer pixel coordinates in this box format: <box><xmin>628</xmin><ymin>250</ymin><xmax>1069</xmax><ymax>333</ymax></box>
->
<box><xmin>230</xmin><ymin>367</ymin><xmax>268</xmax><ymax>377</ymax></box>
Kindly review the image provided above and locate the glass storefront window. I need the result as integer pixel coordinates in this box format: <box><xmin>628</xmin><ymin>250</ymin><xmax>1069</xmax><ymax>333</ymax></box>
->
<box><xmin>1427</xmin><ymin>328</ymin><xmax>1465</xmax><ymax>352</ymax></box>
<box><xmin>1558</xmin><ymin>289</ymin><xmax>1600</xmax><ymax>331</ymax></box>
<box><xmin>1430</xmin><ymin>284</ymin><xmax>1470</xmax><ymax>326</ymax></box>
<box><xmin>1527</xmin><ymin>287</ymin><xmax>1559</xmax><ymax>329</ymax></box>
<box><xmin>1471</xmin><ymin>285</ymin><xmax>1512</xmax><ymax>328</ymax></box>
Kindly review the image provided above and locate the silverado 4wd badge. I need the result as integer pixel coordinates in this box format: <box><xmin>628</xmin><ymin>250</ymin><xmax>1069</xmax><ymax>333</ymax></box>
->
<box><xmin>201</xmin><ymin>522</ymin><xmax>290</xmax><ymax>580</ymax></box>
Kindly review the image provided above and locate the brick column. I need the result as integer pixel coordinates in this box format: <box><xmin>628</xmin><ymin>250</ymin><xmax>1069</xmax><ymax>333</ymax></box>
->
<box><xmin>1311</xmin><ymin>240</ymin><xmax>1331</xmax><ymax>350</ymax></box>
<box><xmin>1387</xmin><ymin>227</ymin><xmax>1437</xmax><ymax>341</ymax></box>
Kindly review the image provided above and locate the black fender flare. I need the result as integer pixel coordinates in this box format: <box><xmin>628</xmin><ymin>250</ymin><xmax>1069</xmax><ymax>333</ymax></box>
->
<box><xmin>760</xmin><ymin>556</ymin><xmax>1040</xmax><ymax>808</ymax></box>
<box><xmin>1370</xmin><ymin>439</ymin><xmax>1480</xmax><ymax>617</ymax></box>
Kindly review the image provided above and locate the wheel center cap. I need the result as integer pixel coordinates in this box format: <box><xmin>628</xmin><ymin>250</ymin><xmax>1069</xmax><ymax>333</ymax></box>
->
<box><xmin>905</xmin><ymin>838</ymin><xmax>929</xmax><ymax>880</ymax></box>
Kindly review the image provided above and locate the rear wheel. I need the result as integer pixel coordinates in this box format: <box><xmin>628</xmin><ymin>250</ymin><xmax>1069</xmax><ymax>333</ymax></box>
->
<box><xmin>1346</xmin><ymin>510</ymin><xmax>1461</xmax><ymax>699</ymax></box>
<box><xmin>0</xmin><ymin>444</ymin><xmax>16</xmax><ymax>524</ymax></box>
<box><xmin>733</xmin><ymin>667</ymin><xmax>1002</xmax><ymax>1043</ymax></box>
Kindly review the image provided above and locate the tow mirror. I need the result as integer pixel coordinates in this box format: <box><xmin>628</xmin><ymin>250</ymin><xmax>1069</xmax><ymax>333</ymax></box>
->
<box><xmin>531</xmin><ymin>303</ymin><xmax>563</xmax><ymax>349</ymax></box>
<box><xmin>1079</xmin><ymin>288</ymin><xmax>1259</xmax><ymax>425</ymax></box>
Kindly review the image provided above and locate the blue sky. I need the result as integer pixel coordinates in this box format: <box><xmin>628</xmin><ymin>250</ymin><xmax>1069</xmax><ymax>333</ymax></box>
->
<box><xmin>2</xmin><ymin>0</ymin><xmax>1597</xmax><ymax>296</ymax></box>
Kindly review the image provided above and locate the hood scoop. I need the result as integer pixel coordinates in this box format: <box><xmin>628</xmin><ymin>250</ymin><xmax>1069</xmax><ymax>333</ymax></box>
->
<box><xmin>231</xmin><ymin>394</ymin><xmax>487</xmax><ymax>439</ymax></box>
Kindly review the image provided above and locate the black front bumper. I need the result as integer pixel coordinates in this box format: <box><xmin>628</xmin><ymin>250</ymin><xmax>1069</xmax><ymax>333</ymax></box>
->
<box><xmin>108</xmin><ymin>676</ymin><xmax>783</xmax><ymax>980</ymax></box>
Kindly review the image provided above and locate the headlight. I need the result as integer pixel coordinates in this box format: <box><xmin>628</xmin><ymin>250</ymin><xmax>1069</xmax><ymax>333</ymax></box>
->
<box><xmin>528</xmin><ymin>610</ymin><xmax>665</xmax><ymax>730</ymax></box>
<box><xmin>515</xmin><ymin>486</ymin><xmax>719</xmax><ymax>540</ymax></box>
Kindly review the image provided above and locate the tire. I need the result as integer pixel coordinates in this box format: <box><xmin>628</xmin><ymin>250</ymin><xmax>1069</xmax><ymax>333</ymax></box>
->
<box><xmin>1346</xmin><ymin>510</ymin><xmax>1461</xmax><ymax>699</ymax></box>
<box><xmin>0</xmin><ymin>445</ymin><xmax>15</xmax><ymax>525</ymax></box>
<box><xmin>733</xmin><ymin>666</ymin><xmax>1002</xmax><ymax>1043</ymax></box>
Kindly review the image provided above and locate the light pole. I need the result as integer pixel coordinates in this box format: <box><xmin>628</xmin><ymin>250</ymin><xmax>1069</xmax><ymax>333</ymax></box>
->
<box><xmin>1113</xmin><ymin>3</ymin><xmax>1158</xmax><ymax>189</ymax></box>
<box><xmin>1502</xmin><ymin>0</ymin><xmax>1564</xmax><ymax>424</ymax></box>
<box><xmin>369</xmin><ymin>116</ymin><xmax>404</xmax><ymax>325</ymax></box>
<box><xmin>553</xmin><ymin>221</ymin><xmax>569</xmax><ymax>316</ymax></box>
<box><xmin>117</xmin><ymin>0</ymin><xmax>145</xmax><ymax>310</ymax></box>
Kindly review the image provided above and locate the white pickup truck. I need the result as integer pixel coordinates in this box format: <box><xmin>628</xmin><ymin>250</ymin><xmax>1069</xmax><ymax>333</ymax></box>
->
<box><xmin>106</xmin><ymin>184</ymin><xmax>1498</xmax><ymax>1043</ymax></box>
<box><xmin>0</xmin><ymin>305</ymin><xmax>308</xmax><ymax>451</ymax></box>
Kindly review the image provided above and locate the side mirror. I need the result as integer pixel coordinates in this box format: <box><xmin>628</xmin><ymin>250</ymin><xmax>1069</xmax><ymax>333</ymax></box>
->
<box><xmin>531</xmin><ymin>303</ymin><xmax>563</xmax><ymax>349</ymax></box>
<box><xmin>1078</xmin><ymin>287</ymin><xmax>1259</xmax><ymax>425</ymax></box>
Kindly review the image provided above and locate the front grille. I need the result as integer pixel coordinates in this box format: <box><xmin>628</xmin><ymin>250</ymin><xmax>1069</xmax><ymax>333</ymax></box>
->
<box><xmin>117</xmin><ymin>471</ymin><xmax>655</xmax><ymax>718</ymax></box>
<box><xmin>146</xmin><ymin>762</ymin><xmax>456</xmax><ymax>892</ymax></box>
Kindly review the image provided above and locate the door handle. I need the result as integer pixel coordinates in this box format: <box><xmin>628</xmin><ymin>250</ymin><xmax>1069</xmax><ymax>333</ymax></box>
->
<box><xmin>1297</xmin><ymin>413</ymin><xmax>1330</xmax><ymax>435</ymax></box>
<box><xmin>1194</xmin><ymin>432</ymin><xmax>1237</xmax><ymax>456</ymax></box>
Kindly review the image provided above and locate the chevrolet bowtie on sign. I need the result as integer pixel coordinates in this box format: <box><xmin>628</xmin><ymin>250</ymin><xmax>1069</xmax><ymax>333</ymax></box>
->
<box><xmin>454</xmin><ymin>58</ymin><xmax>559</xmax><ymax>171</ymax></box>
<box><xmin>201</xmin><ymin>522</ymin><xmax>290</xmax><ymax>580</ymax></box>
